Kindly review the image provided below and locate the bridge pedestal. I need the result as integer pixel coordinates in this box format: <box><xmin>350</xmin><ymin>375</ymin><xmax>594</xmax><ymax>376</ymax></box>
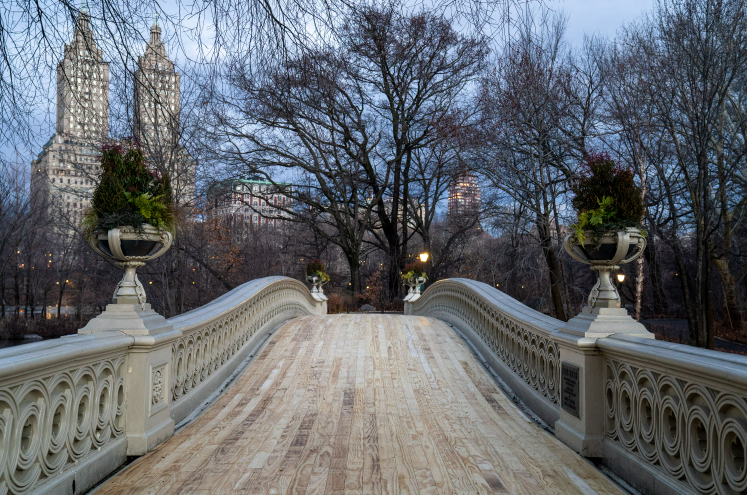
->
<box><xmin>80</xmin><ymin>303</ymin><xmax>181</xmax><ymax>455</ymax></box>
<box><xmin>554</xmin><ymin>307</ymin><xmax>653</xmax><ymax>458</ymax></box>
<box><xmin>561</xmin><ymin>306</ymin><xmax>653</xmax><ymax>338</ymax></box>
<box><xmin>554</xmin><ymin>335</ymin><xmax>606</xmax><ymax>457</ymax></box>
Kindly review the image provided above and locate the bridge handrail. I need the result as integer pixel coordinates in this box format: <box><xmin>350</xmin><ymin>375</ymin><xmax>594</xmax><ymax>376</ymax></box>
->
<box><xmin>0</xmin><ymin>276</ymin><xmax>323</xmax><ymax>495</ymax></box>
<box><xmin>410</xmin><ymin>277</ymin><xmax>747</xmax><ymax>495</ymax></box>
<box><xmin>598</xmin><ymin>334</ymin><xmax>747</xmax><ymax>495</ymax></box>
<box><xmin>167</xmin><ymin>276</ymin><xmax>323</xmax><ymax>422</ymax></box>
<box><xmin>407</xmin><ymin>278</ymin><xmax>564</xmax><ymax>421</ymax></box>
<box><xmin>0</xmin><ymin>332</ymin><xmax>131</xmax><ymax>495</ymax></box>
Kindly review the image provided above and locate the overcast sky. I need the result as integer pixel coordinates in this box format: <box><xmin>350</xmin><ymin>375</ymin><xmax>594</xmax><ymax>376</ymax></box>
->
<box><xmin>545</xmin><ymin>0</ymin><xmax>653</xmax><ymax>45</ymax></box>
<box><xmin>6</xmin><ymin>0</ymin><xmax>658</xmax><ymax>164</ymax></box>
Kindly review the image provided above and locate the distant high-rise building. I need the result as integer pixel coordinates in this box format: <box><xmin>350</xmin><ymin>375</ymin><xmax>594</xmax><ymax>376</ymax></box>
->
<box><xmin>31</xmin><ymin>9</ymin><xmax>109</xmax><ymax>227</ymax></box>
<box><xmin>134</xmin><ymin>20</ymin><xmax>194</xmax><ymax>206</ymax></box>
<box><xmin>56</xmin><ymin>11</ymin><xmax>110</xmax><ymax>140</ymax></box>
<box><xmin>448</xmin><ymin>172</ymin><xmax>481</xmax><ymax>218</ymax></box>
<box><xmin>32</xmin><ymin>13</ymin><xmax>195</xmax><ymax>229</ymax></box>
<box><xmin>209</xmin><ymin>179</ymin><xmax>293</xmax><ymax>229</ymax></box>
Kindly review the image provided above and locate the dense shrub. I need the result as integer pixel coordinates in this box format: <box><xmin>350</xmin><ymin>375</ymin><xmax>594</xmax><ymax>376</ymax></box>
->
<box><xmin>570</xmin><ymin>152</ymin><xmax>645</xmax><ymax>244</ymax></box>
<box><xmin>84</xmin><ymin>140</ymin><xmax>174</xmax><ymax>237</ymax></box>
<box><xmin>402</xmin><ymin>261</ymin><xmax>427</xmax><ymax>282</ymax></box>
<box><xmin>305</xmin><ymin>259</ymin><xmax>330</xmax><ymax>282</ymax></box>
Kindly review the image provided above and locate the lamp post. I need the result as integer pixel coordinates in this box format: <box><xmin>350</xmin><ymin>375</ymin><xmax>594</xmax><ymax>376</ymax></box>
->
<box><xmin>418</xmin><ymin>252</ymin><xmax>429</xmax><ymax>293</ymax></box>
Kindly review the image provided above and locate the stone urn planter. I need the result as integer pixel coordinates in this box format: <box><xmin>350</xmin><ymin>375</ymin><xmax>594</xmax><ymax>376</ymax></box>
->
<box><xmin>89</xmin><ymin>224</ymin><xmax>172</xmax><ymax>308</ymax></box>
<box><xmin>306</xmin><ymin>274</ymin><xmax>328</xmax><ymax>301</ymax></box>
<box><xmin>403</xmin><ymin>275</ymin><xmax>426</xmax><ymax>302</ymax></box>
<box><xmin>563</xmin><ymin>227</ymin><xmax>646</xmax><ymax>309</ymax></box>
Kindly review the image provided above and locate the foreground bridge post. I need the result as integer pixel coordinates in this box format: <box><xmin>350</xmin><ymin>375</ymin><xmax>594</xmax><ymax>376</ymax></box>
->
<box><xmin>80</xmin><ymin>303</ymin><xmax>180</xmax><ymax>455</ymax></box>
<box><xmin>554</xmin><ymin>307</ymin><xmax>654</xmax><ymax>457</ymax></box>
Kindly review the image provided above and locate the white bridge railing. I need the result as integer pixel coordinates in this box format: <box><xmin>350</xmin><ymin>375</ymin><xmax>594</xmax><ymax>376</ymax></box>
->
<box><xmin>407</xmin><ymin>278</ymin><xmax>747</xmax><ymax>495</ymax></box>
<box><xmin>405</xmin><ymin>278</ymin><xmax>563</xmax><ymax>425</ymax></box>
<box><xmin>0</xmin><ymin>276</ymin><xmax>325</xmax><ymax>495</ymax></box>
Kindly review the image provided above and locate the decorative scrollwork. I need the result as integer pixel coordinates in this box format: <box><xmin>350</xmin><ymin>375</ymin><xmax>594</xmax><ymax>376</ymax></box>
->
<box><xmin>0</xmin><ymin>355</ymin><xmax>126</xmax><ymax>494</ymax></box>
<box><xmin>409</xmin><ymin>280</ymin><xmax>561</xmax><ymax>405</ymax></box>
<box><xmin>606</xmin><ymin>359</ymin><xmax>747</xmax><ymax>495</ymax></box>
<box><xmin>152</xmin><ymin>368</ymin><xmax>164</xmax><ymax>405</ymax></box>
<box><xmin>169</xmin><ymin>279</ymin><xmax>317</xmax><ymax>403</ymax></box>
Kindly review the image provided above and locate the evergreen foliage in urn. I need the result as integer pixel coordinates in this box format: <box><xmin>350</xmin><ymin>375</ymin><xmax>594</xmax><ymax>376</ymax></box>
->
<box><xmin>402</xmin><ymin>261</ymin><xmax>428</xmax><ymax>284</ymax></box>
<box><xmin>83</xmin><ymin>140</ymin><xmax>175</xmax><ymax>238</ymax></box>
<box><xmin>305</xmin><ymin>259</ymin><xmax>330</xmax><ymax>283</ymax></box>
<box><xmin>570</xmin><ymin>152</ymin><xmax>646</xmax><ymax>245</ymax></box>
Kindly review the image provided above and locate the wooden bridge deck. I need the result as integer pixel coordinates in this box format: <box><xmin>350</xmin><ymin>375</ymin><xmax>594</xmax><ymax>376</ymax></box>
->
<box><xmin>96</xmin><ymin>315</ymin><xmax>622</xmax><ymax>495</ymax></box>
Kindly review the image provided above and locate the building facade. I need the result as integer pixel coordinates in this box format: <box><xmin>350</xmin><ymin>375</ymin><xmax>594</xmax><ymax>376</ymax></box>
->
<box><xmin>448</xmin><ymin>171</ymin><xmax>481</xmax><ymax>217</ymax></box>
<box><xmin>31</xmin><ymin>12</ymin><xmax>194</xmax><ymax>229</ymax></box>
<box><xmin>133</xmin><ymin>21</ymin><xmax>194</xmax><ymax>205</ymax></box>
<box><xmin>210</xmin><ymin>179</ymin><xmax>293</xmax><ymax>228</ymax></box>
<box><xmin>31</xmin><ymin>10</ymin><xmax>109</xmax><ymax>226</ymax></box>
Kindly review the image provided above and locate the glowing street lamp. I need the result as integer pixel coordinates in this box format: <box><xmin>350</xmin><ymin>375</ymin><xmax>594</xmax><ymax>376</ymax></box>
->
<box><xmin>617</xmin><ymin>273</ymin><xmax>626</xmax><ymax>283</ymax></box>
<box><xmin>419</xmin><ymin>252</ymin><xmax>429</xmax><ymax>263</ymax></box>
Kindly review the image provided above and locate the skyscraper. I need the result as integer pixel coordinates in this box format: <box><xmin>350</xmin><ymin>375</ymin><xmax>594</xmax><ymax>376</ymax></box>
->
<box><xmin>32</xmin><ymin>12</ymin><xmax>195</xmax><ymax>228</ymax></box>
<box><xmin>31</xmin><ymin>9</ymin><xmax>109</xmax><ymax>226</ymax></box>
<box><xmin>448</xmin><ymin>171</ymin><xmax>481</xmax><ymax>218</ymax></box>
<box><xmin>133</xmin><ymin>19</ymin><xmax>194</xmax><ymax>205</ymax></box>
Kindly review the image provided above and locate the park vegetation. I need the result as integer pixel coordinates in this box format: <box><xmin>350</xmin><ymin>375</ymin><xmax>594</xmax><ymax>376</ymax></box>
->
<box><xmin>1</xmin><ymin>0</ymin><xmax>747</xmax><ymax>352</ymax></box>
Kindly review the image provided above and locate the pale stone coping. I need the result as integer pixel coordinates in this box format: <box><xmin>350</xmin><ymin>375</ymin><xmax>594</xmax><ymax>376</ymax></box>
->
<box><xmin>411</xmin><ymin>278</ymin><xmax>563</xmax><ymax>338</ymax></box>
<box><xmin>0</xmin><ymin>331</ymin><xmax>133</xmax><ymax>382</ymax></box>
<box><xmin>598</xmin><ymin>333</ymin><xmax>747</xmax><ymax>387</ymax></box>
<box><xmin>409</xmin><ymin>278</ymin><xmax>564</xmax><ymax>414</ymax></box>
<box><xmin>167</xmin><ymin>276</ymin><xmax>318</xmax><ymax>333</ymax></box>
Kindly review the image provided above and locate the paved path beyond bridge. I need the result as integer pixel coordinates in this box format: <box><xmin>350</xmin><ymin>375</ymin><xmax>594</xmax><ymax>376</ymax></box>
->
<box><xmin>96</xmin><ymin>315</ymin><xmax>623</xmax><ymax>495</ymax></box>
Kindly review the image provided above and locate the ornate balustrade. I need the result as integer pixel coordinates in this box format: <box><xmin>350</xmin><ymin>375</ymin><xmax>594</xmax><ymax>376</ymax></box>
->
<box><xmin>599</xmin><ymin>336</ymin><xmax>747</xmax><ymax>495</ymax></box>
<box><xmin>0</xmin><ymin>276</ymin><xmax>324</xmax><ymax>495</ymax></box>
<box><xmin>0</xmin><ymin>333</ymin><xmax>131</xmax><ymax>495</ymax></box>
<box><xmin>166</xmin><ymin>276</ymin><xmax>324</xmax><ymax>423</ymax></box>
<box><xmin>406</xmin><ymin>278</ymin><xmax>563</xmax><ymax>425</ymax></box>
<box><xmin>407</xmin><ymin>277</ymin><xmax>747</xmax><ymax>495</ymax></box>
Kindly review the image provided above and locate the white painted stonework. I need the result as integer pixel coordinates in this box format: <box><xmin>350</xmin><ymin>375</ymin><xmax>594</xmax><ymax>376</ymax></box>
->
<box><xmin>406</xmin><ymin>278</ymin><xmax>747</xmax><ymax>495</ymax></box>
<box><xmin>4</xmin><ymin>273</ymin><xmax>746</xmax><ymax>495</ymax></box>
<box><xmin>0</xmin><ymin>276</ymin><xmax>325</xmax><ymax>495</ymax></box>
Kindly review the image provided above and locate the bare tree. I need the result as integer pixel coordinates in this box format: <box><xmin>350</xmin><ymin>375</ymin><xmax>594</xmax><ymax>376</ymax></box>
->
<box><xmin>478</xmin><ymin>11</ymin><xmax>581</xmax><ymax>321</ymax></box>
<box><xmin>635</xmin><ymin>0</ymin><xmax>747</xmax><ymax>346</ymax></box>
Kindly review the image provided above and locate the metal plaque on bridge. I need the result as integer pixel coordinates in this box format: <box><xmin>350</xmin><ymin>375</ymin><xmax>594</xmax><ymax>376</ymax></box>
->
<box><xmin>561</xmin><ymin>362</ymin><xmax>580</xmax><ymax>418</ymax></box>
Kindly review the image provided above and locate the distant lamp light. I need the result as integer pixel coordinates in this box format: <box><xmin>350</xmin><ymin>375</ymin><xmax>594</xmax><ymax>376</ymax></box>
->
<box><xmin>617</xmin><ymin>273</ymin><xmax>626</xmax><ymax>283</ymax></box>
<box><xmin>419</xmin><ymin>252</ymin><xmax>429</xmax><ymax>263</ymax></box>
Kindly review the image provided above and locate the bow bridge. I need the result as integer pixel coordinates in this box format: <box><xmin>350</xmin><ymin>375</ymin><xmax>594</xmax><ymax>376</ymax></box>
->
<box><xmin>1</xmin><ymin>277</ymin><xmax>745</xmax><ymax>495</ymax></box>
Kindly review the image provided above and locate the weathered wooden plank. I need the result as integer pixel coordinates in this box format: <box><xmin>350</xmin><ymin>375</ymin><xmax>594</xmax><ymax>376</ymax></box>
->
<box><xmin>96</xmin><ymin>314</ymin><xmax>623</xmax><ymax>495</ymax></box>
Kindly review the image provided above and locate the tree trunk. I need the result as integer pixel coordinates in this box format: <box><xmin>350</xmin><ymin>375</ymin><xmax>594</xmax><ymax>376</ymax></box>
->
<box><xmin>634</xmin><ymin>256</ymin><xmax>644</xmax><ymax>321</ymax></box>
<box><xmin>713</xmin><ymin>97</ymin><xmax>742</xmax><ymax>330</ymax></box>
<box><xmin>706</xmin><ymin>242</ymin><xmax>715</xmax><ymax>349</ymax></box>
<box><xmin>14</xmin><ymin>266</ymin><xmax>20</xmax><ymax>317</ymax></box>
<box><xmin>56</xmin><ymin>280</ymin><xmax>65</xmax><ymax>319</ymax></box>
<box><xmin>348</xmin><ymin>256</ymin><xmax>362</xmax><ymax>297</ymax></box>
<box><xmin>1</xmin><ymin>268</ymin><xmax>5</xmax><ymax>318</ymax></box>
<box><xmin>537</xmin><ymin>220</ymin><xmax>567</xmax><ymax>321</ymax></box>
<box><xmin>386</xmin><ymin>240</ymin><xmax>402</xmax><ymax>301</ymax></box>
<box><xmin>643</xmin><ymin>238</ymin><xmax>668</xmax><ymax>316</ymax></box>
<box><xmin>713</xmin><ymin>251</ymin><xmax>742</xmax><ymax>330</ymax></box>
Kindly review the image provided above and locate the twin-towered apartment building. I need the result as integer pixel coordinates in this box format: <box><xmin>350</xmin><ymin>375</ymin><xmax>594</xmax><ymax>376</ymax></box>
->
<box><xmin>31</xmin><ymin>10</ymin><xmax>194</xmax><ymax>227</ymax></box>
